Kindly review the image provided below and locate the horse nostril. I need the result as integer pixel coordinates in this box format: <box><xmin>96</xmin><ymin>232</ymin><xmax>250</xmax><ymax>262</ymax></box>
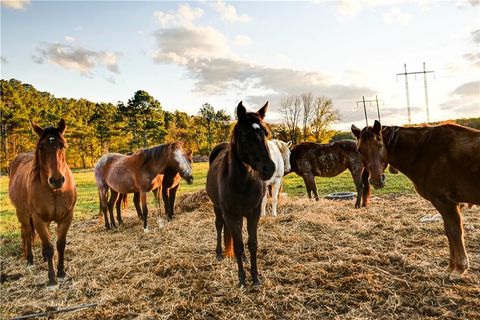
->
<box><xmin>49</xmin><ymin>177</ymin><xmax>55</xmax><ymax>185</ymax></box>
<box><xmin>380</xmin><ymin>174</ymin><xmax>385</xmax><ymax>184</ymax></box>
<box><xmin>60</xmin><ymin>176</ymin><xmax>65</xmax><ymax>184</ymax></box>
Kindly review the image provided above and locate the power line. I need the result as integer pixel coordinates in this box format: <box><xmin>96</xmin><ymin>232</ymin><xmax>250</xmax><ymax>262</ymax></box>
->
<box><xmin>396</xmin><ymin>62</ymin><xmax>435</xmax><ymax>123</ymax></box>
<box><xmin>355</xmin><ymin>95</ymin><xmax>384</xmax><ymax>126</ymax></box>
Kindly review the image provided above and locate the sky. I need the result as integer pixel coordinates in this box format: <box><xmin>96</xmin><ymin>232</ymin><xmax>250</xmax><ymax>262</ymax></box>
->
<box><xmin>1</xmin><ymin>0</ymin><xmax>479</xmax><ymax>131</ymax></box>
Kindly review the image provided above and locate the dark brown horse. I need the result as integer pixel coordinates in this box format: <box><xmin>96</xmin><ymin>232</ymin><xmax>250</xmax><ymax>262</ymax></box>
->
<box><xmin>352</xmin><ymin>120</ymin><xmax>480</xmax><ymax>279</ymax></box>
<box><xmin>206</xmin><ymin>101</ymin><xmax>275</xmax><ymax>287</ymax></box>
<box><xmin>94</xmin><ymin>142</ymin><xmax>193</xmax><ymax>231</ymax></box>
<box><xmin>289</xmin><ymin>140</ymin><xmax>370</xmax><ymax>208</ymax></box>
<box><xmin>8</xmin><ymin>119</ymin><xmax>77</xmax><ymax>286</ymax></box>
<box><xmin>114</xmin><ymin>170</ymin><xmax>184</xmax><ymax>224</ymax></box>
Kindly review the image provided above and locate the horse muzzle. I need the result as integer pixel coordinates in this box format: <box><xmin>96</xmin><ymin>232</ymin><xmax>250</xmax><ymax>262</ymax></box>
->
<box><xmin>259</xmin><ymin>162</ymin><xmax>275</xmax><ymax>181</ymax></box>
<box><xmin>185</xmin><ymin>176</ymin><xmax>194</xmax><ymax>185</ymax></box>
<box><xmin>48</xmin><ymin>176</ymin><xmax>65</xmax><ymax>190</ymax></box>
<box><xmin>369</xmin><ymin>174</ymin><xmax>385</xmax><ymax>189</ymax></box>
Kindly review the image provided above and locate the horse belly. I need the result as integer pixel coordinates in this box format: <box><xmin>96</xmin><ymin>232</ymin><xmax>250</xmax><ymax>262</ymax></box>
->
<box><xmin>314</xmin><ymin>155</ymin><xmax>345</xmax><ymax>177</ymax></box>
<box><xmin>106</xmin><ymin>166</ymin><xmax>137</xmax><ymax>193</ymax></box>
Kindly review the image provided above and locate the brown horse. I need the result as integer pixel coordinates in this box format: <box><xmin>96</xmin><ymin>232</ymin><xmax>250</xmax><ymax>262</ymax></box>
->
<box><xmin>352</xmin><ymin>120</ymin><xmax>480</xmax><ymax>279</ymax></box>
<box><xmin>114</xmin><ymin>170</ymin><xmax>184</xmax><ymax>224</ymax></box>
<box><xmin>289</xmin><ymin>140</ymin><xmax>370</xmax><ymax>208</ymax></box>
<box><xmin>8</xmin><ymin>119</ymin><xmax>77</xmax><ymax>286</ymax></box>
<box><xmin>94</xmin><ymin>142</ymin><xmax>193</xmax><ymax>231</ymax></box>
<box><xmin>206</xmin><ymin>101</ymin><xmax>275</xmax><ymax>287</ymax></box>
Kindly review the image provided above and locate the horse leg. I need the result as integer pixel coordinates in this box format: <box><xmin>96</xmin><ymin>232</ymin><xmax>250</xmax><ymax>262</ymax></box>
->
<box><xmin>99</xmin><ymin>187</ymin><xmax>110</xmax><ymax>230</ymax></box>
<box><xmin>115</xmin><ymin>194</ymin><xmax>124</xmax><ymax>225</ymax></box>
<box><xmin>168</xmin><ymin>184</ymin><xmax>179</xmax><ymax>220</ymax></box>
<box><xmin>271</xmin><ymin>179</ymin><xmax>282</xmax><ymax>217</ymax></box>
<box><xmin>32</xmin><ymin>216</ymin><xmax>56</xmax><ymax>286</ymax></box>
<box><xmin>302</xmin><ymin>174</ymin><xmax>313</xmax><ymax>199</ymax></box>
<box><xmin>261</xmin><ymin>190</ymin><xmax>268</xmax><ymax>216</ymax></box>
<box><xmin>224</xmin><ymin>215</ymin><xmax>246</xmax><ymax>287</ymax></box>
<box><xmin>140</xmin><ymin>191</ymin><xmax>149</xmax><ymax>232</ymax></box>
<box><xmin>214</xmin><ymin>206</ymin><xmax>225</xmax><ymax>260</ymax></box>
<box><xmin>247</xmin><ymin>210</ymin><xmax>262</xmax><ymax>286</ymax></box>
<box><xmin>161</xmin><ymin>187</ymin><xmax>170</xmax><ymax>221</ymax></box>
<box><xmin>56</xmin><ymin>210</ymin><xmax>73</xmax><ymax>280</ymax></box>
<box><xmin>133</xmin><ymin>192</ymin><xmax>142</xmax><ymax>220</ymax></box>
<box><xmin>432</xmin><ymin>199</ymin><xmax>469</xmax><ymax>279</ymax></box>
<box><xmin>361</xmin><ymin>168</ymin><xmax>371</xmax><ymax>207</ymax></box>
<box><xmin>155</xmin><ymin>187</ymin><xmax>165</xmax><ymax>229</ymax></box>
<box><xmin>351</xmin><ymin>169</ymin><xmax>363</xmax><ymax>209</ymax></box>
<box><xmin>19</xmin><ymin>217</ymin><xmax>34</xmax><ymax>265</ymax></box>
<box><xmin>107</xmin><ymin>190</ymin><xmax>119</xmax><ymax>229</ymax></box>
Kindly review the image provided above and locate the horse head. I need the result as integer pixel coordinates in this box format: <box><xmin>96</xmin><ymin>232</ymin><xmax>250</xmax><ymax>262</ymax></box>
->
<box><xmin>232</xmin><ymin>101</ymin><xmax>275</xmax><ymax>180</ymax></box>
<box><xmin>351</xmin><ymin>120</ymin><xmax>388</xmax><ymax>189</ymax></box>
<box><xmin>172</xmin><ymin>142</ymin><xmax>194</xmax><ymax>185</ymax></box>
<box><xmin>31</xmin><ymin>119</ymin><xmax>69</xmax><ymax>190</ymax></box>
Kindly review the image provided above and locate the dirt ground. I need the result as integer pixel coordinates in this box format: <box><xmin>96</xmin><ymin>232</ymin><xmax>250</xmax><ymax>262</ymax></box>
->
<box><xmin>1</xmin><ymin>191</ymin><xmax>479</xmax><ymax>320</ymax></box>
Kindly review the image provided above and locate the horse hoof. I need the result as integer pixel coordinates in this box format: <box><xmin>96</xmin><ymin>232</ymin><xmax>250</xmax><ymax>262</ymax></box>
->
<box><xmin>143</xmin><ymin>227</ymin><xmax>149</xmax><ymax>233</ymax></box>
<box><xmin>216</xmin><ymin>255</ymin><xmax>224</xmax><ymax>261</ymax></box>
<box><xmin>253</xmin><ymin>279</ymin><xmax>262</xmax><ymax>287</ymax></box>
<box><xmin>237</xmin><ymin>281</ymin><xmax>246</xmax><ymax>289</ymax></box>
<box><xmin>46</xmin><ymin>282</ymin><xmax>58</xmax><ymax>289</ymax></box>
<box><xmin>449</xmin><ymin>270</ymin><xmax>464</xmax><ymax>281</ymax></box>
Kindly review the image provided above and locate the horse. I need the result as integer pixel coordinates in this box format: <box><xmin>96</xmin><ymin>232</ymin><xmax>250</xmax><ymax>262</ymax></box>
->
<box><xmin>261</xmin><ymin>139</ymin><xmax>292</xmax><ymax>217</ymax></box>
<box><xmin>8</xmin><ymin>119</ymin><xmax>77</xmax><ymax>286</ymax></box>
<box><xmin>289</xmin><ymin>140</ymin><xmax>370</xmax><ymax>208</ymax></box>
<box><xmin>94</xmin><ymin>142</ymin><xmax>193</xmax><ymax>231</ymax></box>
<box><xmin>206</xmin><ymin>101</ymin><xmax>275</xmax><ymax>287</ymax></box>
<box><xmin>351</xmin><ymin>120</ymin><xmax>480</xmax><ymax>280</ymax></box>
<box><xmin>114</xmin><ymin>170</ymin><xmax>184</xmax><ymax>224</ymax></box>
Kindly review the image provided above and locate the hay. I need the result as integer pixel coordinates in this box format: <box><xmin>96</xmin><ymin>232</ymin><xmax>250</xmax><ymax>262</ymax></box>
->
<box><xmin>1</xmin><ymin>192</ymin><xmax>479</xmax><ymax>319</ymax></box>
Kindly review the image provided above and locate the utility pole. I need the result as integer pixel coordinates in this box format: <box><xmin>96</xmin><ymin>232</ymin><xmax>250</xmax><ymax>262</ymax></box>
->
<box><xmin>356</xmin><ymin>96</ymin><xmax>384</xmax><ymax>126</ymax></box>
<box><xmin>396</xmin><ymin>62</ymin><xmax>435</xmax><ymax>123</ymax></box>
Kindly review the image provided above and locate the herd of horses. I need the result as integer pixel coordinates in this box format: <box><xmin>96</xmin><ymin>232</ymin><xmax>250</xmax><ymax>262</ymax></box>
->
<box><xmin>7</xmin><ymin>102</ymin><xmax>480</xmax><ymax>287</ymax></box>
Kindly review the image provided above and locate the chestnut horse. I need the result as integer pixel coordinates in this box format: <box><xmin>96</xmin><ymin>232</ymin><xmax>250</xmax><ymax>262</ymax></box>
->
<box><xmin>289</xmin><ymin>140</ymin><xmax>370</xmax><ymax>208</ymax></box>
<box><xmin>94</xmin><ymin>142</ymin><xmax>193</xmax><ymax>231</ymax></box>
<box><xmin>206</xmin><ymin>101</ymin><xmax>275</xmax><ymax>287</ymax></box>
<box><xmin>352</xmin><ymin>120</ymin><xmax>480</xmax><ymax>279</ymax></box>
<box><xmin>8</xmin><ymin>119</ymin><xmax>77</xmax><ymax>286</ymax></box>
<box><xmin>114</xmin><ymin>170</ymin><xmax>185</xmax><ymax>224</ymax></box>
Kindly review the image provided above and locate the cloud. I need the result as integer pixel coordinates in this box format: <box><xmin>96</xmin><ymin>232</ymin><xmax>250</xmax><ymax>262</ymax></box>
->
<box><xmin>32</xmin><ymin>42</ymin><xmax>120</xmax><ymax>77</ymax></box>
<box><xmin>233</xmin><ymin>35</ymin><xmax>252</xmax><ymax>46</ymax></box>
<box><xmin>1</xmin><ymin>56</ymin><xmax>7</xmax><ymax>64</ymax></box>
<box><xmin>211</xmin><ymin>0</ymin><xmax>250</xmax><ymax>23</ymax></box>
<box><xmin>463</xmin><ymin>29</ymin><xmax>480</xmax><ymax>66</ymax></box>
<box><xmin>154</xmin><ymin>4</ymin><xmax>203</xmax><ymax>28</ymax></box>
<box><xmin>452</xmin><ymin>81</ymin><xmax>480</xmax><ymax>96</ymax></box>
<box><xmin>383</xmin><ymin>7</ymin><xmax>412</xmax><ymax>25</ymax></box>
<box><xmin>1</xmin><ymin>0</ymin><xmax>30</xmax><ymax>10</ymax></box>
<box><xmin>64</xmin><ymin>36</ymin><xmax>75</xmax><ymax>42</ymax></box>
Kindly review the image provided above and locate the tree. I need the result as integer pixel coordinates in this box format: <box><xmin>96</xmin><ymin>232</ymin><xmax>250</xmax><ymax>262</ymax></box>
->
<box><xmin>301</xmin><ymin>93</ymin><xmax>314</xmax><ymax>142</ymax></box>
<box><xmin>311</xmin><ymin>97</ymin><xmax>340</xmax><ymax>142</ymax></box>
<box><xmin>280</xmin><ymin>95</ymin><xmax>301</xmax><ymax>144</ymax></box>
<box><xmin>198</xmin><ymin>103</ymin><xmax>232</xmax><ymax>153</ymax></box>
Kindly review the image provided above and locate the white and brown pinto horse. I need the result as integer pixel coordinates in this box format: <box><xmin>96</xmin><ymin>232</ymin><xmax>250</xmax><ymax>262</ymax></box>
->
<box><xmin>261</xmin><ymin>139</ymin><xmax>292</xmax><ymax>217</ymax></box>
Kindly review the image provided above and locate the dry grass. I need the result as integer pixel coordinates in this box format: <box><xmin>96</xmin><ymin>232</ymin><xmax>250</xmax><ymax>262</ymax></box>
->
<box><xmin>1</xmin><ymin>191</ymin><xmax>479</xmax><ymax>320</ymax></box>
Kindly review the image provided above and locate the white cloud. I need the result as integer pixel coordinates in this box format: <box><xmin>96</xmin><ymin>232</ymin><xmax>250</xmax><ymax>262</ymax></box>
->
<box><xmin>1</xmin><ymin>0</ymin><xmax>30</xmax><ymax>10</ymax></box>
<box><xmin>154</xmin><ymin>4</ymin><xmax>203</xmax><ymax>29</ymax></box>
<box><xmin>233</xmin><ymin>35</ymin><xmax>252</xmax><ymax>46</ymax></box>
<box><xmin>64</xmin><ymin>36</ymin><xmax>75</xmax><ymax>42</ymax></box>
<box><xmin>211</xmin><ymin>0</ymin><xmax>250</xmax><ymax>23</ymax></box>
<box><xmin>33</xmin><ymin>42</ymin><xmax>120</xmax><ymax>77</ymax></box>
<box><xmin>383</xmin><ymin>7</ymin><xmax>412</xmax><ymax>25</ymax></box>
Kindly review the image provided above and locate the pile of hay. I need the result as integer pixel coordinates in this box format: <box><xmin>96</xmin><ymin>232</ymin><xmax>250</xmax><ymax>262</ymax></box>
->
<box><xmin>1</xmin><ymin>192</ymin><xmax>479</xmax><ymax>319</ymax></box>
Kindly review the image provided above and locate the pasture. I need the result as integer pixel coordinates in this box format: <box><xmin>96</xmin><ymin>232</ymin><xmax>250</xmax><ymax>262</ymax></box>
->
<box><xmin>1</xmin><ymin>163</ymin><xmax>479</xmax><ymax>319</ymax></box>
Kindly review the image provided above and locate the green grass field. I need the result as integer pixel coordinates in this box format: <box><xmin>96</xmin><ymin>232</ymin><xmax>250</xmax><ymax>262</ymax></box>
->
<box><xmin>0</xmin><ymin>162</ymin><xmax>414</xmax><ymax>243</ymax></box>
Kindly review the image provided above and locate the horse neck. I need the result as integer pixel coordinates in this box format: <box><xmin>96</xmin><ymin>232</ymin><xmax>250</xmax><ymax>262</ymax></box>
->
<box><xmin>227</xmin><ymin>142</ymin><xmax>256</xmax><ymax>187</ymax></box>
<box><xmin>139</xmin><ymin>147</ymin><xmax>169</xmax><ymax>175</ymax></box>
<box><xmin>383</xmin><ymin>126</ymin><xmax>423</xmax><ymax>177</ymax></box>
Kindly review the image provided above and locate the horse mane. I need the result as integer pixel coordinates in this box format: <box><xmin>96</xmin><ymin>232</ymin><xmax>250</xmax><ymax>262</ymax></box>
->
<box><xmin>33</xmin><ymin>126</ymin><xmax>68</xmax><ymax>176</ymax></box>
<box><xmin>140</xmin><ymin>144</ymin><xmax>170</xmax><ymax>166</ymax></box>
<box><xmin>272</xmin><ymin>140</ymin><xmax>288</xmax><ymax>155</ymax></box>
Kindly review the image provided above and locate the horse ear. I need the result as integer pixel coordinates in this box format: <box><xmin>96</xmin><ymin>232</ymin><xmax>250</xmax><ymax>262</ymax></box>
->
<box><xmin>351</xmin><ymin>124</ymin><xmax>361</xmax><ymax>139</ymax></box>
<box><xmin>58</xmin><ymin>118</ymin><xmax>66</xmax><ymax>134</ymax></box>
<box><xmin>30</xmin><ymin>120</ymin><xmax>44</xmax><ymax>137</ymax></box>
<box><xmin>287</xmin><ymin>141</ymin><xmax>292</xmax><ymax>148</ymax></box>
<box><xmin>236</xmin><ymin>101</ymin><xmax>247</xmax><ymax>121</ymax></box>
<box><xmin>373</xmin><ymin>120</ymin><xmax>381</xmax><ymax>134</ymax></box>
<box><xmin>257</xmin><ymin>101</ymin><xmax>268</xmax><ymax>120</ymax></box>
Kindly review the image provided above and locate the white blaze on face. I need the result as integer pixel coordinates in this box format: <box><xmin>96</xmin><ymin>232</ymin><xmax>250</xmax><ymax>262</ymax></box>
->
<box><xmin>252</xmin><ymin>123</ymin><xmax>261</xmax><ymax>130</ymax></box>
<box><xmin>174</xmin><ymin>149</ymin><xmax>191</xmax><ymax>176</ymax></box>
